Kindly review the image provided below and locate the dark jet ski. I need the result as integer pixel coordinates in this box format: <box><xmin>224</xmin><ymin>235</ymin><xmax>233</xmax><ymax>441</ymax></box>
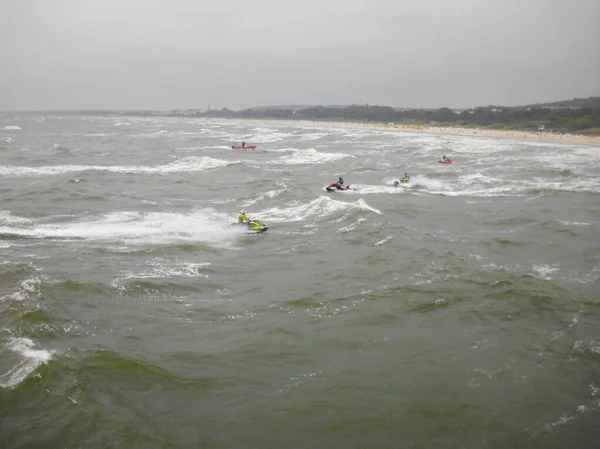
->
<box><xmin>325</xmin><ymin>182</ymin><xmax>351</xmax><ymax>192</ymax></box>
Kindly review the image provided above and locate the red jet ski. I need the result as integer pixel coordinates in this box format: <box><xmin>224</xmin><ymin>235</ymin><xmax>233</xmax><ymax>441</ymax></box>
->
<box><xmin>325</xmin><ymin>182</ymin><xmax>351</xmax><ymax>192</ymax></box>
<box><xmin>438</xmin><ymin>158</ymin><xmax>453</xmax><ymax>163</ymax></box>
<box><xmin>232</xmin><ymin>145</ymin><xmax>257</xmax><ymax>149</ymax></box>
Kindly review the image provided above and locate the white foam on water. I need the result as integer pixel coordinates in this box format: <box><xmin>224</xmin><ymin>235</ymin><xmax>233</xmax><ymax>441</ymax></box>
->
<box><xmin>188</xmin><ymin>128</ymin><xmax>240</xmax><ymax>140</ymax></box>
<box><xmin>557</xmin><ymin>220</ymin><xmax>593</xmax><ymax>227</ymax></box>
<box><xmin>158</xmin><ymin>156</ymin><xmax>238</xmax><ymax>173</ymax></box>
<box><xmin>271</xmin><ymin>148</ymin><xmax>353</xmax><ymax>165</ymax></box>
<box><xmin>258</xmin><ymin>196</ymin><xmax>381</xmax><ymax>223</ymax></box>
<box><xmin>353</xmin><ymin>200</ymin><xmax>383</xmax><ymax>216</ymax></box>
<box><xmin>340</xmin><ymin>130</ymin><xmax>373</xmax><ymax>139</ymax></box>
<box><xmin>250</xmin><ymin>127</ymin><xmax>278</xmax><ymax>133</ymax></box>
<box><xmin>338</xmin><ymin>217</ymin><xmax>367</xmax><ymax>233</ymax></box>
<box><xmin>242</xmin><ymin>185</ymin><xmax>288</xmax><ymax>206</ymax></box>
<box><xmin>531</xmin><ymin>264</ymin><xmax>559</xmax><ymax>280</ymax></box>
<box><xmin>2</xmin><ymin>126</ymin><xmax>21</xmax><ymax>130</ymax></box>
<box><xmin>0</xmin><ymin>210</ymin><xmax>243</xmax><ymax>248</ymax></box>
<box><xmin>569</xmin><ymin>265</ymin><xmax>600</xmax><ymax>284</ymax></box>
<box><xmin>573</xmin><ymin>339</ymin><xmax>600</xmax><ymax>355</ymax></box>
<box><xmin>0</xmin><ymin>337</ymin><xmax>54</xmax><ymax>389</ymax></box>
<box><xmin>0</xmin><ymin>210</ymin><xmax>33</xmax><ymax>227</ymax></box>
<box><xmin>375</xmin><ymin>236</ymin><xmax>394</xmax><ymax>246</ymax></box>
<box><xmin>382</xmin><ymin>178</ymin><xmax>401</xmax><ymax>186</ymax></box>
<box><xmin>4</xmin><ymin>137</ymin><xmax>14</xmax><ymax>143</ymax></box>
<box><xmin>266</xmin><ymin>147</ymin><xmax>298</xmax><ymax>154</ymax></box>
<box><xmin>346</xmin><ymin>184</ymin><xmax>396</xmax><ymax>194</ymax></box>
<box><xmin>295</xmin><ymin>124</ymin><xmax>346</xmax><ymax>133</ymax></box>
<box><xmin>441</xmin><ymin>186</ymin><xmax>519</xmax><ymax>197</ymax></box>
<box><xmin>460</xmin><ymin>172</ymin><xmax>503</xmax><ymax>184</ymax></box>
<box><xmin>83</xmin><ymin>133</ymin><xmax>118</xmax><ymax>138</ymax></box>
<box><xmin>573</xmin><ymin>146</ymin><xmax>600</xmax><ymax>159</ymax></box>
<box><xmin>128</xmin><ymin>129</ymin><xmax>172</xmax><ymax>138</ymax></box>
<box><xmin>569</xmin><ymin>315</ymin><xmax>579</xmax><ymax>329</ymax></box>
<box><xmin>420</xmin><ymin>172</ymin><xmax>521</xmax><ymax>197</ymax></box>
<box><xmin>519</xmin><ymin>178</ymin><xmax>600</xmax><ymax>194</ymax></box>
<box><xmin>300</xmin><ymin>132</ymin><xmax>330</xmax><ymax>141</ymax></box>
<box><xmin>410</xmin><ymin>175</ymin><xmax>445</xmax><ymax>191</ymax></box>
<box><xmin>111</xmin><ymin>259</ymin><xmax>210</xmax><ymax>290</ymax></box>
<box><xmin>249</xmin><ymin>132</ymin><xmax>294</xmax><ymax>143</ymax></box>
<box><xmin>0</xmin><ymin>277</ymin><xmax>42</xmax><ymax>302</ymax></box>
<box><xmin>0</xmin><ymin>156</ymin><xmax>238</xmax><ymax>177</ymax></box>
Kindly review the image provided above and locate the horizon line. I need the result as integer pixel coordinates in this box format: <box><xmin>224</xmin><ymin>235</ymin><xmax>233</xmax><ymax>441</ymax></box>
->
<box><xmin>2</xmin><ymin>96</ymin><xmax>599</xmax><ymax>114</ymax></box>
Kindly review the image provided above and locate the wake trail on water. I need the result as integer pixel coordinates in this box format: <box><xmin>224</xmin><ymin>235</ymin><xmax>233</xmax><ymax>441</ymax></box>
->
<box><xmin>268</xmin><ymin>148</ymin><xmax>354</xmax><ymax>165</ymax></box>
<box><xmin>0</xmin><ymin>156</ymin><xmax>240</xmax><ymax>177</ymax></box>
<box><xmin>351</xmin><ymin>175</ymin><xmax>446</xmax><ymax>194</ymax></box>
<box><xmin>0</xmin><ymin>209</ymin><xmax>247</xmax><ymax>247</ymax></box>
<box><xmin>257</xmin><ymin>196</ymin><xmax>381</xmax><ymax>223</ymax></box>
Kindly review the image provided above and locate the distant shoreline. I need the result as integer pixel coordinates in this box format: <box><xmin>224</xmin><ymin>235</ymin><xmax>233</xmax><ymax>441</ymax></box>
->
<box><xmin>223</xmin><ymin>118</ymin><xmax>600</xmax><ymax>146</ymax></box>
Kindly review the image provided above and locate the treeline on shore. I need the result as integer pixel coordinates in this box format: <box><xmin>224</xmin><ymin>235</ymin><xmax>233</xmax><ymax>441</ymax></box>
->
<box><xmin>168</xmin><ymin>97</ymin><xmax>600</xmax><ymax>135</ymax></box>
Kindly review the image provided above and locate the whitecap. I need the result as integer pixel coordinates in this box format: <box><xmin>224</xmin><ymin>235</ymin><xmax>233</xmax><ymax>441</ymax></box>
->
<box><xmin>557</xmin><ymin>220</ymin><xmax>592</xmax><ymax>227</ymax></box>
<box><xmin>0</xmin><ymin>210</ymin><xmax>33</xmax><ymax>227</ymax></box>
<box><xmin>531</xmin><ymin>264</ymin><xmax>559</xmax><ymax>280</ymax></box>
<box><xmin>300</xmin><ymin>132</ymin><xmax>330</xmax><ymax>141</ymax></box>
<box><xmin>242</xmin><ymin>186</ymin><xmax>288</xmax><ymax>206</ymax></box>
<box><xmin>271</xmin><ymin>148</ymin><xmax>353</xmax><ymax>165</ymax></box>
<box><xmin>249</xmin><ymin>132</ymin><xmax>294</xmax><ymax>143</ymax></box>
<box><xmin>0</xmin><ymin>277</ymin><xmax>42</xmax><ymax>302</ymax></box>
<box><xmin>112</xmin><ymin>259</ymin><xmax>210</xmax><ymax>290</ymax></box>
<box><xmin>349</xmin><ymin>184</ymin><xmax>402</xmax><ymax>194</ymax></box>
<box><xmin>0</xmin><ymin>337</ymin><xmax>54</xmax><ymax>389</ymax></box>
<box><xmin>338</xmin><ymin>218</ymin><xmax>367</xmax><ymax>233</ymax></box>
<box><xmin>0</xmin><ymin>156</ymin><xmax>238</xmax><ymax>177</ymax></box>
<box><xmin>375</xmin><ymin>236</ymin><xmax>394</xmax><ymax>246</ymax></box>
<box><xmin>257</xmin><ymin>196</ymin><xmax>381</xmax><ymax>223</ymax></box>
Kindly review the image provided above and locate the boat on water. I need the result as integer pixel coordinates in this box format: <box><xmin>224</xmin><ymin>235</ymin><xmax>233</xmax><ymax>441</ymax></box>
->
<box><xmin>232</xmin><ymin>145</ymin><xmax>257</xmax><ymax>150</ymax></box>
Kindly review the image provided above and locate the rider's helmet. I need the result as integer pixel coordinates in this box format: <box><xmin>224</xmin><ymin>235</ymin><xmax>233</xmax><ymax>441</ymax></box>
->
<box><xmin>241</xmin><ymin>210</ymin><xmax>247</xmax><ymax>215</ymax></box>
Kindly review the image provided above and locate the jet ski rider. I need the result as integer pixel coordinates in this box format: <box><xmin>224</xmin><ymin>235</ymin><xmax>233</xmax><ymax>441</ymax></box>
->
<box><xmin>338</xmin><ymin>176</ymin><xmax>344</xmax><ymax>186</ymax></box>
<box><xmin>238</xmin><ymin>210</ymin><xmax>250</xmax><ymax>223</ymax></box>
<box><xmin>403</xmin><ymin>172</ymin><xmax>410</xmax><ymax>181</ymax></box>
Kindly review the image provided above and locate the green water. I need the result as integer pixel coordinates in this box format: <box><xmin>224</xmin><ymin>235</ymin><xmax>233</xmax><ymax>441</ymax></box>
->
<box><xmin>1</xmin><ymin>114</ymin><xmax>599</xmax><ymax>448</ymax></box>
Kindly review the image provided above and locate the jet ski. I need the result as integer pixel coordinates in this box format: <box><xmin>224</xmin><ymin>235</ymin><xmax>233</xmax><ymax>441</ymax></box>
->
<box><xmin>325</xmin><ymin>182</ymin><xmax>351</xmax><ymax>192</ymax></box>
<box><xmin>438</xmin><ymin>158</ymin><xmax>453</xmax><ymax>163</ymax></box>
<box><xmin>232</xmin><ymin>145</ymin><xmax>257</xmax><ymax>149</ymax></box>
<box><xmin>393</xmin><ymin>177</ymin><xmax>410</xmax><ymax>186</ymax></box>
<box><xmin>232</xmin><ymin>219</ymin><xmax>268</xmax><ymax>233</ymax></box>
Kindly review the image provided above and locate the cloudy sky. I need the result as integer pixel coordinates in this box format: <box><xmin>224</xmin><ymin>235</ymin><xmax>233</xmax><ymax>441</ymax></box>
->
<box><xmin>1</xmin><ymin>0</ymin><xmax>599</xmax><ymax>110</ymax></box>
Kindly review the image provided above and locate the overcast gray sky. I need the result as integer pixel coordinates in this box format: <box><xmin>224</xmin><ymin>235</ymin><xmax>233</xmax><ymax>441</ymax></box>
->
<box><xmin>1</xmin><ymin>0</ymin><xmax>599</xmax><ymax>110</ymax></box>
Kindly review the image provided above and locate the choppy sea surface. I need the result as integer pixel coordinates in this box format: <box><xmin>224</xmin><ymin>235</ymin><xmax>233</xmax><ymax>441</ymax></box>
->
<box><xmin>1</xmin><ymin>114</ymin><xmax>599</xmax><ymax>448</ymax></box>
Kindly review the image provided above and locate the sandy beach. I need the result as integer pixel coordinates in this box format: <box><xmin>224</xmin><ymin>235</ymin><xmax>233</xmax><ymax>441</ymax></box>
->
<box><xmin>225</xmin><ymin>118</ymin><xmax>600</xmax><ymax>146</ymax></box>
